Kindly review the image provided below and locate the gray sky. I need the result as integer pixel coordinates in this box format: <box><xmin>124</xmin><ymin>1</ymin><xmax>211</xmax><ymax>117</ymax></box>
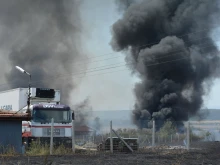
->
<box><xmin>205</xmin><ymin>27</ymin><xmax>220</xmax><ymax>109</ymax></box>
<box><xmin>0</xmin><ymin>0</ymin><xmax>218</xmax><ymax>111</ymax></box>
<box><xmin>70</xmin><ymin>0</ymin><xmax>138</xmax><ymax>110</ymax></box>
<box><xmin>69</xmin><ymin>0</ymin><xmax>220</xmax><ymax>110</ymax></box>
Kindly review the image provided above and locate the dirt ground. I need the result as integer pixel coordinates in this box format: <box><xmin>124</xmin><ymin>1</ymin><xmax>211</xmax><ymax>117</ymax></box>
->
<box><xmin>1</xmin><ymin>142</ymin><xmax>220</xmax><ymax>165</ymax></box>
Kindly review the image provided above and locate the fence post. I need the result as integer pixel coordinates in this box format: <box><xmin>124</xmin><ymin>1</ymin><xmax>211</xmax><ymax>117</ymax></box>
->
<box><xmin>187</xmin><ymin>121</ymin><xmax>190</xmax><ymax>150</ymax></box>
<box><xmin>110</xmin><ymin>120</ymin><xmax>113</xmax><ymax>153</ymax></box>
<box><xmin>50</xmin><ymin>118</ymin><xmax>54</xmax><ymax>155</ymax></box>
<box><xmin>152</xmin><ymin>120</ymin><xmax>155</xmax><ymax>147</ymax></box>
<box><xmin>72</xmin><ymin>119</ymin><xmax>75</xmax><ymax>153</ymax></box>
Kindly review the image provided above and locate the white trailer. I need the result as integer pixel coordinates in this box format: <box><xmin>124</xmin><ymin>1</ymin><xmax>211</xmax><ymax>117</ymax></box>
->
<box><xmin>0</xmin><ymin>87</ymin><xmax>74</xmax><ymax>146</ymax></box>
<box><xmin>0</xmin><ymin>88</ymin><xmax>60</xmax><ymax>111</ymax></box>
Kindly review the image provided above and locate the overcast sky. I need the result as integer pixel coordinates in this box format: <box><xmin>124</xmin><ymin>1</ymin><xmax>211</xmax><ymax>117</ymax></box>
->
<box><xmin>70</xmin><ymin>0</ymin><xmax>138</xmax><ymax>110</ymax></box>
<box><xmin>68</xmin><ymin>0</ymin><xmax>220</xmax><ymax>111</ymax></box>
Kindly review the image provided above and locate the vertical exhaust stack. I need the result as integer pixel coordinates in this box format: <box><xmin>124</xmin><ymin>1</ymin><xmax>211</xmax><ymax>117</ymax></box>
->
<box><xmin>0</xmin><ymin>0</ymin><xmax>87</xmax><ymax>105</ymax></box>
<box><xmin>111</xmin><ymin>0</ymin><xmax>220</xmax><ymax>129</ymax></box>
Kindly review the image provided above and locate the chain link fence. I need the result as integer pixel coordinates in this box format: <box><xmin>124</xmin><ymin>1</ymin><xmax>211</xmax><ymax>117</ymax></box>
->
<box><xmin>189</xmin><ymin>121</ymin><xmax>220</xmax><ymax>149</ymax></box>
<box><xmin>74</xmin><ymin>120</ymin><xmax>188</xmax><ymax>152</ymax></box>
<box><xmin>0</xmin><ymin>119</ymin><xmax>219</xmax><ymax>158</ymax></box>
<box><xmin>75</xmin><ymin>119</ymin><xmax>220</xmax><ymax>152</ymax></box>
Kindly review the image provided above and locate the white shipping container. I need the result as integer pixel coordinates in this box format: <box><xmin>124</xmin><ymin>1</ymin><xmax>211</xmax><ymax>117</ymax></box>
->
<box><xmin>0</xmin><ymin>88</ymin><xmax>28</xmax><ymax>112</ymax></box>
<box><xmin>0</xmin><ymin>88</ymin><xmax>61</xmax><ymax>112</ymax></box>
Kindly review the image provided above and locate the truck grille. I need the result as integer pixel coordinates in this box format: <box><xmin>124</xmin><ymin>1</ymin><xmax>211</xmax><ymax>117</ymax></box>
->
<box><xmin>42</xmin><ymin>128</ymin><xmax>65</xmax><ymax>136</ymax></box>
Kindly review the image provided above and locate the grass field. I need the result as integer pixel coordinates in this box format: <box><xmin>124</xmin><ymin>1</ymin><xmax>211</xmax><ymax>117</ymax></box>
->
<box><xmin>0</xmin><ymin>141</ymin><xmax>220</xmax><ymax>165</ymax></box>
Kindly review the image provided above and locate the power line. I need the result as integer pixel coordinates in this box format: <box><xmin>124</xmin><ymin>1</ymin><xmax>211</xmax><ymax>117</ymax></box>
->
<box><xmin>37</xmin><ymin>41</ymin><xmax>219</xmax><ymax>80</ymax></box>
<box><xmin>63</xmin><ymin>36</ymin><xmax>211</xmax><ymax>68</ymax></box>
<box><xmin>0</xmin><ymin>43</ymin><xmax>219</xmax><ymax>88</ymax></box>
<box><xmin>32</xmin><ymin>53</ymin><xmax>215</xmax><ymax>85</ymax></box>
<box><xmin>0</xmin><ymin>25</ymin><xmax>219</xmax><ymax>88</ymax></box>
<box><xmin>60</xmin><ymin>23</ymin><xmax>220</xmax><ymax>64</ymax></box>
<box><xmin>13</xmin><ymin>23</ymin><xmax>217</xmax><ymax>72</ymax></box>
<box><xmin>28</xmin><ymin>48</ymin><xmax>219</xmax><ymax>86</ymax></box>
<box><xmin>25</xmin><ymin>47</ymin><xmax>220</xmax><ymax>85</ymax></box>
<box><xmin>33</xmin><ymin>68</ymin><xmax>130</xmax><ymax>86</ymax></box>
<box><xmin>41</xmin><ymin>26</ymin><xmax>220</xmax><ymax>71</ymax></box>
<box><xmin>29</xmin><ymin>38</ymin><xmax>220</xmax><ymax>81</ymax></box>
<box><xmin>0</xmin><ymin>56</ymin><xmax>191</xmax><ymax>88</ymax></box>
<box><xmin>4</xmin><ymin>39</ymin><xmax>218</xmax><ymax>87</ymax></box>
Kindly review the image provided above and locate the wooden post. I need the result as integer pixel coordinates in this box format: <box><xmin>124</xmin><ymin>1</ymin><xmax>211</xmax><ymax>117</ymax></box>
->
<box><xmin>72</xmin><ymin>119</ymin><xmax>75</xmax><ymax>153</ymax></box>
<box><xmin>187</xmin><ymin>121</ymin><xmax>190</xmax><ymax>150</ymax></box>
<box><xmin>110</xmin><ymin>121</ymin><xmax>113</xmax><ymax>153</ymax></box>
<box><xmin>152</xmin><ymin>120</ymin><xmax>155</xmax><ymax>146</ymax></box>
<box><xmin>50</xmin><ymin>118</ymin><xmax>54</xmax><ymax>155</ymax></box>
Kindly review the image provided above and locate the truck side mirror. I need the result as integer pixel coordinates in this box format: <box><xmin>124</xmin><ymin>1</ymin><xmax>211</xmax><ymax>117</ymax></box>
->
<box><xmin>72</xmin><ymin>112</ymin><xmax>75</xmax><ymax>120</ymax></box>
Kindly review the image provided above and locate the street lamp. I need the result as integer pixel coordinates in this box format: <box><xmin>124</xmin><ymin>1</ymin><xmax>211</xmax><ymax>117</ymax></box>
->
<box><xmin>15</xmin><ymin>66</ymin><xmax>31</xmax><ymax>115</ymax></box>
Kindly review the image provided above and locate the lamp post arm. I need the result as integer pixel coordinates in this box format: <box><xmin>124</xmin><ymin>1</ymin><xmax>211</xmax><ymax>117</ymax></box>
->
<box><xmin>15</xmin><ymin>66</ymin><xmax>32</xmax><ymax>115</ymax></box>
<box><xmin>25</xmin><ymin>71</ymin><xmax>31</xmax><ymax>76</ymax></box>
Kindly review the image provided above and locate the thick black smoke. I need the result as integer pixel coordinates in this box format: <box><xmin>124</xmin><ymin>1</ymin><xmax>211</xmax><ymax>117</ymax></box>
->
<box><xmin>111</xmin><ymin>0</ymin><xmax>220</xmax><ymax>129</ymax></box>
<box><xmin>0</xmin><ymin>0</ymin><xmax>87</xmax><ymax>104</ymax></box>
<box><xmin>72</xmin><ymin>97</ymin><xmax>93</xmax><ymax>127</ymax></box>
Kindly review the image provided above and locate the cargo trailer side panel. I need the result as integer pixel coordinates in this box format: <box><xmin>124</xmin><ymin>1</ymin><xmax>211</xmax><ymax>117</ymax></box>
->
<box><xmin>0</xmin><ymin>88</ymin><xmax>20</xmax><ymax>111</ymax></box>
<box><xmin>18</xmin><ymin>88</ymin><xmax>28</xmax><ymax>111</ymax></box>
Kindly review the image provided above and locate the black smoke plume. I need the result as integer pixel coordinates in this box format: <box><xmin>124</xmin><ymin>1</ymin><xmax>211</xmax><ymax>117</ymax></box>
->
<box><xmin>72</xmin><ymin>97</ymin><xmax>92</xmax><ymax>127</ymax></box>
<box><xmin>0</xmin><ymin>0</ymin><xmax>87</xmax><ymax>104</ymax></box>
<box><xmin>111</xmin><ymin>0</ymin><xmax>220</xmax><ymax>129</ymax></box>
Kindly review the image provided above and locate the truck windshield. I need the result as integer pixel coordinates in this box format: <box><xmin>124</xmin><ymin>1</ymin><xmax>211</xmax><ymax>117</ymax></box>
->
<box><xmin>33</xmin><ymin>108</ymin><xmax>71</xmax><ymax>123</ymax></box>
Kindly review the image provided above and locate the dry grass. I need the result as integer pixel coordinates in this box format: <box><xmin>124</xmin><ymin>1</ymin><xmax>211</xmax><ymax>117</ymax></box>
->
<box><xmin>25</xmin><ymin>141</ymin><xmax>75</xmax><ymax>156</ymax></box>
<box><xmin>23</xmin><ymin>141</ymin><xmax>99</xmax><ymax>156</ymax></box>
<box><xmin>0</xmin><ymin>145</ymin><xmax>17</xmax><ymax>156</ymax></box>
<box><xmin>0</xmin><ymin>142</ymin><xmax>219</xmax><ymax>165</ymax></box>
<box><xmin>25</xmin><ymin>141</ymin><xmax>50</xmax><ymax>156</ymax></box>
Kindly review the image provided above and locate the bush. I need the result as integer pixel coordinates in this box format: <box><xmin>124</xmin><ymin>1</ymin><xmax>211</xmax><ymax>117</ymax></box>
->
<box><xmin>53</xmin><ymin>144</ymin><xmax>72</xmax><ymax>155</ymax></box>
<box><xmin>0</xmin><ymin>145</ymin><xmax>17</xmax><ymax>156</ymax></box>
<box><xmin>26</xmin><ymin>141</ymin><xmax>49</xmax><ymax>156</ymax></box>
<box><xmin>25</xmin><ymin>141</ymin><xmax>73</xmax><ymax>156</ymax></box>
<box><xmin>158</xmin><ymin>121</ymin><xmax>176</xmax><ymax>139</ymax></box>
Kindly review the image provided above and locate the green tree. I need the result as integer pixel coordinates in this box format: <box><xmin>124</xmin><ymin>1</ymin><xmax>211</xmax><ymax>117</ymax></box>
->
<box><xmin>159</xmin><ymin>121</ymin><xmax>176</xmax><ymax>139</ymax></box>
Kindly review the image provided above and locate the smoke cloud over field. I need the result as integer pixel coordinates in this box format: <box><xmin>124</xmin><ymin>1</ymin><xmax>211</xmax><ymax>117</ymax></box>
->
<box><xmin>111</xmin><ymin>0</ymin><xmax>220</xmax><ymax>129</ymax></box>
<box><xmin>0</xmin><ymin>0</ymin><xmax>86</xmax><ymax>104</ymax></box>
<box><xmin>72</xmin><ymin>97</ymin><xmax>92</xmax><ymax>127</ymax></box>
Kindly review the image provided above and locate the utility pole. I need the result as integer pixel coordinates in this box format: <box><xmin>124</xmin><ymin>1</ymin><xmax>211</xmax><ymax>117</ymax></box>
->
<box><xmin>110</xmin><ymin>121</ymin><xmax>113</xmax><ymax>153</ymax></box>
<box><xmin>50</xmin><ymin>118</ymin><xmax>54</xmax><ymax>155</ymax></box>
<box><xmin>15</xmin><ymin>66</ymin><xmax>31</xmax><ymax>115</ymax></box>
<box><xmin>152</xmin><ymin>120</ymin><xmax>155</xmax><ymax>147</ymax></box>
<box><xmin>187</xmin><ymin>121</ymin><xmax>190</xmax><ymax>150</ymax></box>
<box><xmin>72</xmin><ymin>112</ymin><xmax>75</xmax><ymax>153</ymax></box>
<box><xmin>27</xmin><ymin>74</ymin><xmax>31</xmax><ymax>115</ymax></box>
